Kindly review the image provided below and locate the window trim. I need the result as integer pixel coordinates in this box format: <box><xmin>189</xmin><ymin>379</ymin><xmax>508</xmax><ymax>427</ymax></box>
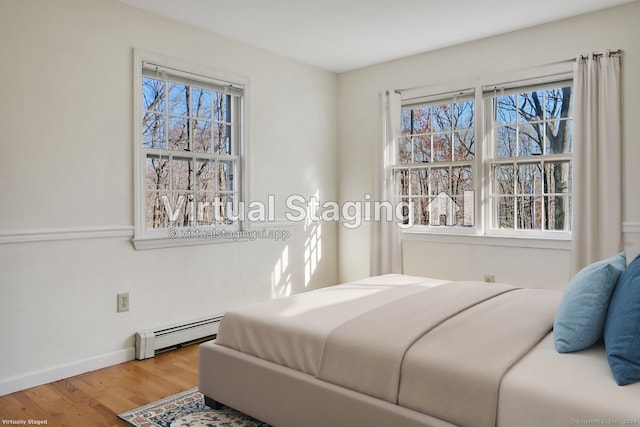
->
<box><xmin>132</xmin><ymin>49</ymin><xmax>250</xmax><ymax>250</ymax></box>
<box><xmin>396</xmin><ymin>61</ymin><xmax>574</xmax><ymax>241</ymax></box>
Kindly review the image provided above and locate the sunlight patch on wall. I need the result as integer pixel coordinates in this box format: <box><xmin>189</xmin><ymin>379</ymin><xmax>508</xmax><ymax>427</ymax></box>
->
<box><xmin>271</xmin><ymin>245</ymin><xmax>292</xmax><ymax>298</ymax></box>
<box><xmin>304</xmin><ymin>222</ymin><xmax>322</xmax><ymax>287</ymax></box>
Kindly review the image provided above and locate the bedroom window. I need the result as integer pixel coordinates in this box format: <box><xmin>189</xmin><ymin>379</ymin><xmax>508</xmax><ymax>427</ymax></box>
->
<box><xmin>394</xmin><ymin>65</ymin><xmax>573</xmax><ymax>240</ymax></box>
<box><xmin>487</xmin><ymin>83</ymin><xmax>573</xmax><ymax>234</ymax></box>
<box><xmin>132</xmin><ymin>51</ymin><xmax>247</xmax><ymax>249</ymax></box>
<box><xmin>396</xmin><ymin>93</ymin><xmax>475</xmax><ymax>228</ymax></box>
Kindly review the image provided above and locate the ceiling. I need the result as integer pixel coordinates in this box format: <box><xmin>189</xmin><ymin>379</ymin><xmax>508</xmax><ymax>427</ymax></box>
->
<box><xmin>115</xmin><ymin>0</ymin><xmax>635</xmax><ymax>73</ymax></box>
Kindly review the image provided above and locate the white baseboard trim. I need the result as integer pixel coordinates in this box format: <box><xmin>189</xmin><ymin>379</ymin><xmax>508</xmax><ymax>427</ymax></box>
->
<box><xmin>0</xmin><ymin>347</ymin><xmax>135</xmax><ymax>396</ymax></box>
<box><xmin>0</xmin><ymin>225</ymin><xmax>134</xmax><ymax>244</ymax></box>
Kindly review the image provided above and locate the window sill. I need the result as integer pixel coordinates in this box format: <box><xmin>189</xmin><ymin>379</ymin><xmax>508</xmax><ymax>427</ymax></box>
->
<box><xmin>402</xmin><ymin>230</ymin><xmax>571</xmax><ymax>251</ymax></box>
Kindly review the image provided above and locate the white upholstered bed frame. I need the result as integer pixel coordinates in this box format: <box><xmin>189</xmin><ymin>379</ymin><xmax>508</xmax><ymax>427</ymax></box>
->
<box><xmin>199</xmin><ymin>275</ymin><xmax>640</xmax><ymax>427</ymax></box>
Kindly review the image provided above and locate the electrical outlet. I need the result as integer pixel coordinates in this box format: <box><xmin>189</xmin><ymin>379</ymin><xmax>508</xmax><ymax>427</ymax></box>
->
<box><xmin>484</xmin><ymin>274</ymin><xmax>495</xmax><ymax>283</ymax></box>
<box><xmin>117</xmin><ymin>293</ymin><xmax>130</xmax><ymax>312</ymax></box>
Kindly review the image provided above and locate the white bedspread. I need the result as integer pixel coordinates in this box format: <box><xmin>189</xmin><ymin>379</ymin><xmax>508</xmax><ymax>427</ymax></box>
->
<box><xmin>212</xmin><ymin>274</ymin><xmax>640</xmax><ymax>427</ymax></box>
<box><xmin>216</xmin><ymin>274</ymin><xmax>448</xmax><ymax>375</ymax></box>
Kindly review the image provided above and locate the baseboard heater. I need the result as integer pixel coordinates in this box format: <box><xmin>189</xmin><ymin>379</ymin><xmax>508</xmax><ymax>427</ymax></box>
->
<box><xmin>135</xmin><ymin>314</ymin><xmax>224</xmax><ymax>360</ymax></box>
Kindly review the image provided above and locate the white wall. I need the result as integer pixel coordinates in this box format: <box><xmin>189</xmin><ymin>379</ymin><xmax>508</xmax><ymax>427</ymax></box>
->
<box><xmin>0</xmin><ymin>0</ymin><xmax>338</xmax><ymax>394</ymax></box>
<box><xmin>337</xmin><ymin>1</ymin><xmax>640</xmax><ymax>288</ymax></box>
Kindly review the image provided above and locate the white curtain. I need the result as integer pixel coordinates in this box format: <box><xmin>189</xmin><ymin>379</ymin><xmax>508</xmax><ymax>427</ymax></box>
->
<box><xmin>571</xmin><ymin>51</ymin><xmax>622</xmax><ymax>275</ymax></box>
<box><xmin>370</xmin><ymin>90</ymin><xmax>402</xmax><ymax>276</ymax></box>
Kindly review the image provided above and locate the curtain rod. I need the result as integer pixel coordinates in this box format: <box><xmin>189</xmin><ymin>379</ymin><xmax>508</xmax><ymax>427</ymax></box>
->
<box><xmin>580</xmin><ymin>49</ymin><xmax>623</xmax><ymax>60</ymax></box>
<box><xmin>394</xmin><ymin>49</ymin><xmax>621</xmax><ymax>96</ymax></box>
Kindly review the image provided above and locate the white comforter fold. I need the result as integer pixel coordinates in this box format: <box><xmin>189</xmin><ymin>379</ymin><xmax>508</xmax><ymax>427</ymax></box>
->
<box><xmin>216</xmin><ymin>275</ymin><xmax>560</xmax><ymax>427</ymax></box>
<box><xmin>316</xmin><ymin>281</ymin><xmax>517</xmax><ymax>403</ymax></box>
<box><xmin>398</xmin><ymin>287</ymin><xmax>559</xmax><ymax>427</ymax></box>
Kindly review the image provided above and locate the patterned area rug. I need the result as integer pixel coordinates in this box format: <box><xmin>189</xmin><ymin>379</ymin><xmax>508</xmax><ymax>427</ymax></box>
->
<box><xmin>118</xmin><ymin>387</ymin><xmax>271</xmax><ymax>427</ymax></box>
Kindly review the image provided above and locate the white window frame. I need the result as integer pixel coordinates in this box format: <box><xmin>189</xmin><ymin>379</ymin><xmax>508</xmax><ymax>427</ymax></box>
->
<box><xmin>132</xmin><ymin>49</ymin><xmax>249</xmax><ymax>250</ymax></box>
<box><xmin>396</xmin><ymin>88</ymin><xmax>477</xmax><ymax>236</ymax></box>
<box><xmin>395</xmin><ymin>62</ymin><xmax>574</xmax><ymax>246</ymax></box>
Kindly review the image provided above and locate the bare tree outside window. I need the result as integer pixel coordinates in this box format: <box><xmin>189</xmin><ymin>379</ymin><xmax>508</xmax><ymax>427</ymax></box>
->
<box><xmin>491</xmin><ymin>86</ymin><xmax>572</xmax><ymax>232</ymax></box>
<box><xmin>396</xmin><ymin>97</ymin><xmax>475</xmax><ymax>227</ymax></box>
<box><xmin>141</xmin><ymin>72</ymin><xmax>239</xmax><ymax>230</ymax></box>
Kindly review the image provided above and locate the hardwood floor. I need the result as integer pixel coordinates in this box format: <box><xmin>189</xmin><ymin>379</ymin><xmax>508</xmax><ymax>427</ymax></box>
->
<box><xmin>0</xmin><ymin>344</ymin><xmax>200</xmax><ymax>427</ymax></box>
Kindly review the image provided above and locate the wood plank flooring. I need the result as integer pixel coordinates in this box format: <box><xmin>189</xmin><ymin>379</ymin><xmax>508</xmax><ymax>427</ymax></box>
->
<box><xmin>0</xmin><ymin>344</ymin><xmax>199</xmax><ymax>427</ymax></box>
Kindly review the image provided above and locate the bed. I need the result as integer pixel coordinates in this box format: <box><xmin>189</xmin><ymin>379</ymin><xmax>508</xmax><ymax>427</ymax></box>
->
<box><xmin>199</xmin><ymin>274</ymin><xmax>640</xmax><ymax>427</ymax></box>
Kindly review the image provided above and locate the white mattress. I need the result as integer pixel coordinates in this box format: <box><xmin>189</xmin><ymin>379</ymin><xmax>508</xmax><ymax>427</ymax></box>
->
<box><xmin>498</xmin><ymin>333</ymin><xmax>640</xmax><ymax>426</ymax></box>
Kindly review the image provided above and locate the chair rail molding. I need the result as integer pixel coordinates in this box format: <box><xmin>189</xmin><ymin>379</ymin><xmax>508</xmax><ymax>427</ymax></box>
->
<box><xmin>0</xmin><ymin>226</ymin><xmax>134</xmax><ymax>244</ymax></box>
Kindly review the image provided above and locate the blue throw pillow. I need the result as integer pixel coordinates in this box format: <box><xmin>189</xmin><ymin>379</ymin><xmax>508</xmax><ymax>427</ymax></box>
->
<box><xmin>554</xmin><ymin>252</ymin><xmax>626</xmax><ymax>353</ymax></box>
<box><xmin>605</xmin><ymin>252</ymin><xmax>640</xmax><ymax>385</ymax></box>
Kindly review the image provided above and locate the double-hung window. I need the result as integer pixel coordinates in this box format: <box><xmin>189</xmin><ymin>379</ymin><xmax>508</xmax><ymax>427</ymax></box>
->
<box><xmin>487</xmin><ymin>82</ymin><xmax>573</xmax><ymax>235</ymax></box>
<box><xmin>396</xmin><ymin>91</ymin><xmax>476</xmax><ymax>229</ymax></box>
<box><xmin>393</xmin><ymin>65</ymin><xmax>573</xmax><ymax>240</ymax></box>
<box><xmin>133</xmin><ymin>51</ymin><xmax>246</xmax><ymax>248</ymax></box>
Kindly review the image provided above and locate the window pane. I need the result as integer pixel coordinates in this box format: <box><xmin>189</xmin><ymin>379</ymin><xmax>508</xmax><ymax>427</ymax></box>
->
<box><xmin>168</xmin><ymin>116</ymin><xmax>189</xmax><ymax>150</ymax></box>
<box><xmin>192</xmin><ymin>88</ymin><xmax>212</xmax><ymax>119</ymax></box>
<box><xmin>398</xmin><ymin>136</ymin><xmax>411</xmax><ymax>164</ymax></box>
<box><xmin>451</xmin><ymin>196</ymin><xmax>469</xmax><ymax>226</ymax></box>
<box><xmin>171</xmin><ymin>158</ymin><xmax>192</xmax><ymax>190</ymax></box>
<box><xmin>192</xmin><ymin>119</ymin><xmax>212</xmax><ymax>153</ymax></box>
<box><xmin>146</xmin><ymin>192</ymin><xmax>193</xmax><ymax>229</ymax></box>
<box><xmin>453</xmin><ymin>130</ymin><xmax>474</xmax><ymax>161</ymax></box>
<box><xmin>413</xmin><ymin>135</ymin><xmax>431</xmax><ymax>163</ymax></box>
<box><xmin>496</xmin><ymin>126</ymin><xmax>516</xmax><ymax>158</ymax></box>
<box><xmin>544</xmin><ymin>161</ymin><xmax>571</xmax><ymax>194</ymax></box>
<box><xmin>410</xmin><ymin>169</ymin><xmax>429</xmax><ymax>196</ymax></box>
<box><xmin>412</xmin><ymin>197</ymin><xmax>429</xmax><ymax>226</ymax></box>
<box><xmin>432</xmin><ymin>104</ymin><xmax>452</xmax><ymax>132</ymax></box>
<box><xmin>545</xmin><ymin>119</ymin><xmax>572</xmax><ymax>154</ymax></box>
<box><xmin>145</xmin><ymin>155</ymin><xmax>169</xmax><ymax>190</ymax></box>
<box><xmin>412</xmin><ymin>107</ymin><xmax>431</xmax><ymax>133</ymax></box>
<box><xmin>214</xmin><ymin>193</ymin><xmax>237</xmax><ymax>225</ymax></box>
<box><xmin>401</xmin><ymin>108</ymin><xmax>412</xmax><ymax>135</ymax></box>
<box><xmin>495</xmin><ymin>95</ymin><xmax>517</xmax><ymax>125</ymax></box>
<box><xmin>432</xmin><ymin>133</ymin><xmax>452</xmax><ymax>162</ymax></box>
<box><xmin>142</xmin><ymin>113</ymin><xmax>166</xmax><ymax>148</ymax></box>
<box><xmin>430</xmin><ymin>167</ymin><xmax>449</xmax><ymax>195</ymax></box>
<box><xmin>494</xmin><ymin>165</ymin><xmax>514</xmax><ymax>195</ymax></box>
<box><xmin>213</xmin><ymin>123</ymin><xmax>231</xmax><ymax>154</ymax></box>
<box><xmin>195</xmin><ymin>192</ymin><xmax>216</xmax><ymax>226</ymax></box>
<box><xmin>195</xmin><ymin>160</ymin><xmax>215</xmax><ymax>191</ymax></box>
<box><xmin>454</xmin><ymin>101</ymin><xmax>474</xmax><ymax>129</ymax></box>
<box><xmin>494</xmin><ymin>196</ymin><xmax>514</xmax><ymax>229</ymax></box>
<box><xmin>142</xmin><ymin>77</ymin><xmax>166</xmax><ymax>112</ymax></box>
<box><xmin>518</xmin><ymin>91</ymin><xmax>544</xmax><ymax>122</ymax></box>
<box><xmin>427</xmin><ymin>192</ymin><xmax>458</xmax><ymax>226</ymax></box>
<box><xmin>544</xmin><ymin>87</ymin><xmax>572</xmax><ymax>120</ymax></box>
<box><xmin>394</xmin><ymin>169</ymin><xmax>409</xmax><ymax>196</ymax></box>
<box><xmin>517</xmin><ymin>163</ymin><xmax>541</xmax><ymax>195</ymax></box>
<box><xmin>545</xmin><ymin>195</ymin><xmax>571</xmax><ymax>231</ymax></box>
<box><xmin>455</xmin><ymin>190</ymin><xmax>475</xmax><ymax>227</ymax></box>
<box><xmin>218</xmin><ymin>160</ymin><xmax>235</xmax><ymax>192</ymax></box>
<box><xmin>452</xmin><ymin>166</ymin><xmax>473</xmax><ymax>195</ymax></box>
<box><xmin>213</xmin><ymin>93</ymin><xmax>231</xmax><ymax>123</ymax></box>
<box><xmin>168</xmin><ymin>192</ymin><xmax>193</xmax><ymax>227</ymax></box>
<box><xmin>145</xmin><ymin>192</ymin><xmax>169</xmax><ymax>229</ymax></box>
<box><xmin>517</xmin><ymin>196</ymin><xmax>542</xmax><ymax>230</ymax></box>
<box><xmin>518</xmin><ymin>123</ymin><xmax>543</xmax><ymax>157</ymax></box>
<box><xmin>168</xmin><ymin>83</ymin><xmax>189</xmax><ymax>116</ymax></box>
